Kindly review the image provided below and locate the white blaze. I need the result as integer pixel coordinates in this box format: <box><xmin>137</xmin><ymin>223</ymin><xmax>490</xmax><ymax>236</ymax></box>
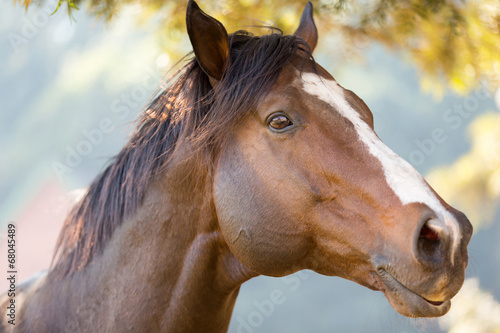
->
<box><xmin>300</xmin><ymin>72</ymin><xmax>460</xmax><ymax>261</ymax></box>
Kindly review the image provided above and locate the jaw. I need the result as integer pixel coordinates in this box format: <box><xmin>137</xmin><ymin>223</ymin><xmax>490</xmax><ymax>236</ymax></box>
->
<box><xmin>310</xmin><ymin>237</ymin><xmax>460</xmax><ymax>318</ymax></box>
<box><xmin>373</xmin><ymin>269</ymin><xmax>452</xmax><ymax>317</ymax></box>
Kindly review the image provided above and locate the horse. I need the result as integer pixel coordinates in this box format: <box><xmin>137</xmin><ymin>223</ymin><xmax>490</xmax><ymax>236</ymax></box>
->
<box><xmin>1</xmin><ymin>1</ymin><xmax>472</xmax><ymax>331</ymax></box>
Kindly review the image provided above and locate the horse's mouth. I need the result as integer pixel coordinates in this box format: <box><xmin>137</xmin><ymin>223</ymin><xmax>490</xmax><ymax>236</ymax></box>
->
<box><xmin>374</xmin><ymin>268</ymin><xmax>451</xmax><ymax>318</ymax></box>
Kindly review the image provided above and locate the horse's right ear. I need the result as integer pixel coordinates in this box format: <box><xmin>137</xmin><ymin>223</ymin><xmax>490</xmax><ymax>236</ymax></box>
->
<box><xmin>186</xmin><ymin>0</ymin><xmax>229</xmax><ymax>84</ymax></box>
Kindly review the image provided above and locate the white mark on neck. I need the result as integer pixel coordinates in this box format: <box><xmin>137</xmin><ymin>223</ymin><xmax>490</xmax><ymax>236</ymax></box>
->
<box><xmin>300</xmin><ymin>72</ymin><xmax>459</xmax><ymax>262</ymax></box>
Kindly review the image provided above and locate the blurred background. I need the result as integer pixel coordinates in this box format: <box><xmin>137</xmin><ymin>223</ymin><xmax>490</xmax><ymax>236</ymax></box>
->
<box><xmin>1</xmin><ymin>0</ymin><xmax>499</xmax><ymax>332</ymax></box>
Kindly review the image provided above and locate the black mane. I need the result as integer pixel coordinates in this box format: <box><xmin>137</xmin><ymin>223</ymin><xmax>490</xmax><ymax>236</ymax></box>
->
<box><xmin>51</xmin><ymin>29</ymin><xmax>312</xmax><ymax>279</ymax></box>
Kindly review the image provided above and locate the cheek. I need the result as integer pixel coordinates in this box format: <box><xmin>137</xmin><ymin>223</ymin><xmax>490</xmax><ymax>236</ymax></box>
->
<box><xmin>213</xmin><ymin>144</ymin><xmax>313</xmax><ymax>276</ymax></box>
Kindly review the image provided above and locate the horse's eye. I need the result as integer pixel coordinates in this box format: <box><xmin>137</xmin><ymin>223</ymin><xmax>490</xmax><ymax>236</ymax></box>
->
<box><xmin>268</xmin><ymin>114</ymin><xmax>293</xmax><ymax>130</ymax></box>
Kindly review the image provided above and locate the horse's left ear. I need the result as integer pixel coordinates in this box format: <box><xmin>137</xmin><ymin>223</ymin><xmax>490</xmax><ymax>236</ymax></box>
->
<box><xmin>186</xmin><ymin>0</ymin><xmax>229</xmax><ymax>84</ymax></box>
<box><xmin>293</xmin><ymin>2</ymin><xmax>318</xmax><ymax>53</ymax></box>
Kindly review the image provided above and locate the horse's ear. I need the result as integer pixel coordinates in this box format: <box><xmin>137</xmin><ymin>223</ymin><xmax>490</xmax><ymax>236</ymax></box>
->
<box><xmin>186</xmin><ymin>0</ymin><xmax>229</xmax><ymax>84</ymax></box>
<box><xmin>293</xmin><ymin>2</ymin><xmax>318</xmax><ymax>53</ymax></box>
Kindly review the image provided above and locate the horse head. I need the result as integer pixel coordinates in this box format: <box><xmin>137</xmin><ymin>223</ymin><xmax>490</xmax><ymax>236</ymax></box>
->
<box><xmin>187</xmin><ymin>0</ymin><xmax>473</xmax><ymax>318</ymax></box>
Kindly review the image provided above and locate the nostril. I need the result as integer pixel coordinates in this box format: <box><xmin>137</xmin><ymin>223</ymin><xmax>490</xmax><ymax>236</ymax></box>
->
<box><xmin>420</xmin><ymin>224</ymin><xmax>440</xmax><ymax>241</ymax></box>
<box><xmin>418</xmin><ymin>220</ymin><xmax>444</xmax><ymax>261</ymax></box>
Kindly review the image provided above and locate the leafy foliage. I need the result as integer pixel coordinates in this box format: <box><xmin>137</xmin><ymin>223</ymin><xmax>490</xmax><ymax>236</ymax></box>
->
<box><xmin>18</xmin><ymin>0</ymin><xmax>500</xmax><ymax>94</ymax></box>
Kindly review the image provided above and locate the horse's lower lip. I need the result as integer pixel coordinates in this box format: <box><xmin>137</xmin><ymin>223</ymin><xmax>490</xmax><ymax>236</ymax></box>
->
<box><xmin>375</xmin><ymin>268</ymin><xmax>450</xmax><ymax>317</ymax></box>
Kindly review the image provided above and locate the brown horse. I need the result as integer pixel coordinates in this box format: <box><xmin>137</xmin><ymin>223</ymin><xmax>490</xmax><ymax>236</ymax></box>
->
<box><xmin>1</xmin><ymin>1</ymin><xmax>472</xmax><ymax>332</ymax></box>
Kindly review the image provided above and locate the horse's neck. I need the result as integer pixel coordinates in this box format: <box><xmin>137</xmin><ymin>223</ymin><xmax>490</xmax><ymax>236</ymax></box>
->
<box><xmin>25</xmin><ymin>170</ymin><xmax>255</xmax><ymax>332</ymax></box>
<box><xmin>87</xmin><ymin>173</ymin><xmax>254</xmax><ymax>331</ymax></box>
